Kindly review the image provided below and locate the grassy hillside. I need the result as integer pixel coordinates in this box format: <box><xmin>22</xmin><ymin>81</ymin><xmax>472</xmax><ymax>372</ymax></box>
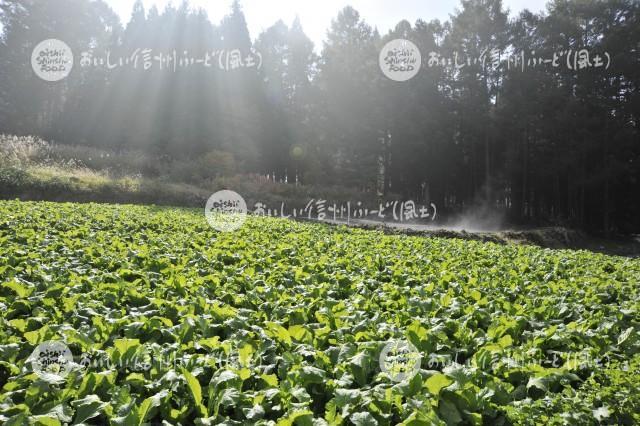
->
<box><xmin>0</xmin><ymin>200</ymin><xmax>638</xmax><ymax>425</ymax></box>
<box><xmin>0</xmin><ymin>135</ymin><xmax>378</xmax><ymax>211</ymax></box>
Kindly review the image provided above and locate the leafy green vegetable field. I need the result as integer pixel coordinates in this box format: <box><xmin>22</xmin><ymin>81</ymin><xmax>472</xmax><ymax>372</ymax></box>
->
<box><xmin>0</xmin><ymin>200</ymin><xmax>638</xmax><ymax>425</ymax></box>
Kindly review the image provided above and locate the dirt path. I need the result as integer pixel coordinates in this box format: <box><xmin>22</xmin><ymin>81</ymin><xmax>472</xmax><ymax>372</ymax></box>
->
<box><xmin>301</xmin><ymin>217</ymin><xmax>640</xmax><ymax>258</ymax></box>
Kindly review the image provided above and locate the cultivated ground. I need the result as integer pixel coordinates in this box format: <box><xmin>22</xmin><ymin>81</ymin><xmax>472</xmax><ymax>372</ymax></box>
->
<box><xmin>0</xmin><ymin>200</ymin><xmax>638</xmax><ymax>425</ymax></box>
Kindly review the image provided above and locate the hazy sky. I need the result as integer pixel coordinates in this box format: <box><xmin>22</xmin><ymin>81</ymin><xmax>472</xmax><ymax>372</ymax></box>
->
<box><xmin>105</xmin><ymin>0</ymin><xmax>549</xmax><ymax>48</ymax></box>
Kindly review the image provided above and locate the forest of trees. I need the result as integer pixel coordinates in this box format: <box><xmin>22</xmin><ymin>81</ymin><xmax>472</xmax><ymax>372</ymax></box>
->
<box><xmin>0</xmin><ymin>0</ymin><xmax>638</xmax><ymax>233</ymax></box>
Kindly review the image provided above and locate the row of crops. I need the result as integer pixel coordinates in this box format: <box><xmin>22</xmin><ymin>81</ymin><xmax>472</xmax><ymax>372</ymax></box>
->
<box><xmin>0</xmin><ymin>200</ymin><xmax>638</xmax><ymax>425</ymax></box>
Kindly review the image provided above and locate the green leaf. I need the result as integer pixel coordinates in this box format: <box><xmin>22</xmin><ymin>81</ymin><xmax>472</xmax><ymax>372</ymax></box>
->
<box><xmin>497</xmin><ymin>334</ymin><xmax>513</xmax><ymax>348</ymax></box>
<box><xmin>277</xmin><ymin>409</ymin><xmax>313</xmax><ymax>426</ymax></box>
<box><xmin>137</xmin><ymin>389</ymin><xmax>169</xmax><ymax>425</ymax></box>
<box><xmin>182</xmin><ymin>368</ymin><xmax>208</xmax><ymax>417</ymax></box>
<box><xmin>31</xmin><ymin>416</ymin><xmax>61</xmax><ymax>426</ymax></box>
<box><xmin>438</xmin><ymin>399</ymin><xmax>462</xmax><ymax>425</ymax></box>
<box><xmin>261</xmin><ymin>374</ymin><xmax>279</xmax><ymax>387</ymax></box>
<box><xmin>351</xmin><ymin>412</ymin><xmax>379</xmax><ymax>425</ymax></box>
<box><xmin>238</xmin><ymin>343</ymin><xmax>254</xmax><ymax>367</ymax></box>
<box><xmin>71</xmin><ymin>395</ymin><xmax>108</xmax><ymax>424</ymax></box>
<box><xmin>2</xmin><ymin>280</ymin><xmax>33</xmax><ymax>298</ymax></box>
<box><xmin>299</xmin><ymin>365</ymin><xmax>326</xmax><ymax>385</ymax></box>
<box><xmin>526</xmin><ymin>376</ymin><xmax>548</xmax><ymax>392</ymax></box>
<box><xmin>266</xmin><ymin>322</ymin><xmax>292</xmax><ymax>345</ymax></box>
<box><xmin>618</xmin><ymin>327</ymin><xmax>634</xmax><ymax>345</ymax></box>
<box><xmin>245</xmin><ymin>404</ymin><xmax>265</xmax><ymax>421</ymax></box>
<box><xmin>425</xmin><ymin>373</ymin><xmax>453</xmax><ymax>396</ymax></box>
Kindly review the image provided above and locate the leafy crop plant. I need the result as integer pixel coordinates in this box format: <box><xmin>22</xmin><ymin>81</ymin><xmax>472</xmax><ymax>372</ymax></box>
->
<box><xmin>0</xmin><ymin>201</ymin><xmax>638</xmax><ymax>425</ymax></box>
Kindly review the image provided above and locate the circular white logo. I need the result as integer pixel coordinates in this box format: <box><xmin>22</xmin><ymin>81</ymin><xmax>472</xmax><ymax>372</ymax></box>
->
<box><xmin>29</xmin><ymin>341</ymin><xmax>74</xmax><ymax>379</ymax></box>
<box><xmin>205</xmin><ymin>190</ymin><xmax>247</xmax><ymax>232</ymax></box>
<box><xmin>379</xmin><ymin>39</ymin><xmax>421</xmax><ymax>82</ymax></box>
<box><xmin>379</xmin><ymin>339</ymin><xmax>422</xmax><ymax>382</ymax></box>
<box><xmin>31</xmin><ymin>39</ymin><xmax>74</xmax><ymax>82</ymax></box>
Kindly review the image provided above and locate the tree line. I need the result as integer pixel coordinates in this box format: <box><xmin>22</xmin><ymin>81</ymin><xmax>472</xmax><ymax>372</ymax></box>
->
<box><xmin>0</xmin><ymin>0</ymin><xmax>638</xmax><ymax>233</ymax></box>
